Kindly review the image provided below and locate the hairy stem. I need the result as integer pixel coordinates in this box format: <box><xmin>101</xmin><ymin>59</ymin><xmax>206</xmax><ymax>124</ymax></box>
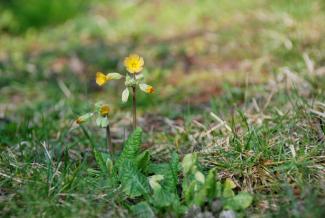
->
<box><xmin>132</xmin><ymin>86</ymin><xmax>137</xmax><ymax>129</ymax></box>
<box><xmin>106</xmin><ymin>122</ymin><xmax>113</xmax><ymax>154</ymax></box>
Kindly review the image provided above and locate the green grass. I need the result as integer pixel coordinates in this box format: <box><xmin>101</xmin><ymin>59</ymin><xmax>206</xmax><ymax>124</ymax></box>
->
<box><xmin>1</xmin><ymin>0</ymin><xmax>325</xmax><ymax>217</ymax></box>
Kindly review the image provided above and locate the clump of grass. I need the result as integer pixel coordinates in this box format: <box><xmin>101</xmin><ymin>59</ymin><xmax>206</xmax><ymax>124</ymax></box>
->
<box><xmin>0</xmin><ymin>0</ymin><xmax>90</xmax><ymax>34</ymax></box>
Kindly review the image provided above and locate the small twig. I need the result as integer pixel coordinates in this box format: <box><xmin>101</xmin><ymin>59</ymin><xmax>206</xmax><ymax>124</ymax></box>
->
<box><xmin>0</xmin><ymin>172</ymin><xmax>22</xmax><ymax>183</ymax></box>
<box><xmin>57</xmin><ymin>79</ymin><xmax>72</xmax><ymax>98</ymax></box>
<box><xmin>210</xmin><ymin>112</ymin><xmax>232</xmax><ymax>132</ymax></box>
<box><xmin>310</xmin><ymin>109</ymin><xmax>325</xmax><ymax>119</ymax></box>
<box><xmin>252</xmin><ymin>98</ymin><xmax>260</xmax><ymax>113</ymax></box>
<box><xmin>41</xmin><ymin>141</ymin><xmax>54</xmax><ymax>166</ymax></box>
<box><xmin>263</xmin><ymin>90</ymin><xmax>275</xmax><ymax>111</ymax></box>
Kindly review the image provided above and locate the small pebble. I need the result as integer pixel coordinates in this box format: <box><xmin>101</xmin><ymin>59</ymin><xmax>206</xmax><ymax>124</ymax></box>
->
<box><xmin>211</xmin><ymin>199</ymin><xmax>223</xmax><ymax>214</ymax></box>
<box><xmin>219</xmin><ymin>210</ymin><xmax>236</xmax><ymax>218</ymax></box>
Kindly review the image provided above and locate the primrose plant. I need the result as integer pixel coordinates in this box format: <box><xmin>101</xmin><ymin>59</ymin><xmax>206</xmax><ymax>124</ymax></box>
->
<box><xmin>76</xmin><ymin>54</ymin><xmax>154</xmax><ymax>155</ymax></box>
<box><xmin>75</xmin><ymin>102</ymin><xmax>114</xmax><ymax>153</ymax></box>
<box><xmin>96</xmin><ymin>54</ymin><xmax>154</xmax><ymax>129</ymax></box>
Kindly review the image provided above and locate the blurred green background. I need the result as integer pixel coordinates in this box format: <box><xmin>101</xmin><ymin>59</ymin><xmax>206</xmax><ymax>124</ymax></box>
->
<box><xmin>0</xmin><ymin>0</ymin><xmax>90</xmax><ymax>34</ymax></box>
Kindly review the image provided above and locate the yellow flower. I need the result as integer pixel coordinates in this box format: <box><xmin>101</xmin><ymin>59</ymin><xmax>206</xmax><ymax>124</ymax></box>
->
<box><xmin>96</xmin><ymin>72</ymin><xmax>122</xmax><ymax>86</ymax></box>
<box><xmin>96</xmin><ymin>72</ymin><xmax>107</xmax><ymax>86</ymax></box>
<box><xmin>139</xmin><ymin>83</ymin><xmax>154</xmax><ymax>94</ymax></box>
<box><xmin>100</xmin><ymin>105</ymin><xmax>110</xmax><ymax>116</ymax></box>
<box><xmin>124</xmin><ymin>54</ymin><xmax>144</xmax><ymax>74</ymax></box>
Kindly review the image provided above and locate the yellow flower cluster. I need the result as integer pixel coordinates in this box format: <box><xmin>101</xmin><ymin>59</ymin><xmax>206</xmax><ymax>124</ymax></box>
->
<box><xmin>76</xmin><ymin>54</ymin><xmax>154</xmax><ymax>130</ymax></box>
<box><xmin>95</xmin><ymin>54</ymin><xmax>155</xmax><ymax>103</ymax></box>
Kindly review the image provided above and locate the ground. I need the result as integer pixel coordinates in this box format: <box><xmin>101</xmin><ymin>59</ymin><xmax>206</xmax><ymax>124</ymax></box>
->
<box><xmin>0</xmin><ymin>0</ymin><xmax>325</xmax><ymax>217</ymax></box>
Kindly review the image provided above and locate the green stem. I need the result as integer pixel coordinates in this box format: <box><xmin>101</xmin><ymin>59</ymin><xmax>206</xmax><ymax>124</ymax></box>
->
<box><xmin>106</xmin><ymin>121</ymin><xmax>113</xmax><ymax>154</ymax></box>
<box><xmin>132</xmin><ymin>86</ymin><xmax>137</xmax><ymax>129</ymax></box>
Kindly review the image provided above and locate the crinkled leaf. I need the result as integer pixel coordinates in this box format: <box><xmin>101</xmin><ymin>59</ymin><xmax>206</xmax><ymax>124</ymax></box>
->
<box><xmin>119</xmin><ymin>159</ymin><xmax>150</xmax><ymax>198</ymax></box>
<box><xmin>131</xmin><ymin>201</ymin><xmax>156</xmax><ymax>218</ymax></box>
<box><xmin>169</xmin><ymin>152</ymin><xmax>180</xmax><ymax>189</ymax></box>
<box><xmin>116</xmin><ymin>128</ymin><xmax>142</xmax><ymax>167</ymax></box>
<box><xmin>195</xmin><ymin>171</ymin><xmax>205</xmax><ymax>184</ymax></box>
<box><xmin>224</xmin><ymin>178</ymin><xmax>236</xmax><ymax>190</ymax></box>
<box><xmin>93</xmin><ymin>149</ymin><xmax>107</xmax><ymax>173</ymax></box>
<box><xmin>193</xmin><ymin>169</ymin><xmax>217</xmax><ymax>205</ymax></box>
<box><xmin>136</xmin><ymin>151</ymin><xmax>150</xmax><ymax>173</ymax></box>
<box><xmin>183</xmin><ymin>180</ymin><xmax>196</xmax><ymax>203</ymax></box>
<box><xmin>182</xmin><ymin>153</ymin><xmax>197</xmax><ymax>175</ymax></box>
<box><xmin>224</xmin><ymin>192</ymin><xmax>253</xmax><ymax>210</ymax></box>
<box><xmin>148</xmin><ymin>153</ymin><xmax>180</xmax><ymax>207</ymax></box>
<box><xmin>149</xmin><ymin>175</ymin><xmax>164</xmax><ymax>191</ymax></box>
<box><xmin>223</xmin><ymin>188</ymin><xmax>235</xmax><ymax>198</ymax></box>
<box><xmin>101</xmin><ymin>152</ymin><xmax>113</xmax><ymax>173</ymax></box>
<box><xmin>223</xmin><ymin>178</ymin><xmax>236</xmax><ymax>197</ymax></box>
<box><xmin>149</xmin><ymin>152</ymin><xmax>179</xmax><ymax>194</ymax></box>
<box><xmin>151</xmin><ymin>188</ymin><xmax>179</xmax><ymax>208</ymax></box>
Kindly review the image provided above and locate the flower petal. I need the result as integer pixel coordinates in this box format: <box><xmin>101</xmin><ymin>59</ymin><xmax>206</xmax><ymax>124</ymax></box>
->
<box><xmin>139</xmin><ymin>56</ymin><xmax>144</xmax><ymax>67</ymax></box>
<box><xmin>96</xmin><ymin>72</ymin><xmax>108</xmax><ymax>86</ymax></box>
<box><xmin>122</xmin><ymin>88</ymin><xmax>129</xmax><ymax>103</ymax></box>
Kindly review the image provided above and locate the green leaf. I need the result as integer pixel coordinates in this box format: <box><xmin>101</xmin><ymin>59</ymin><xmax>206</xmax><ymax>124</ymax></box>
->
<box><xmin>182</xmin><ymin>153</ymin><xmax>197</xmax><ymax>175</ymax></box>
<box><xmin>93</xmin><ymin>149</ymin><xmax>107</xmax><ymax>173</ymax></box>
<box><xmin>183</xmin><ymin>180</ymin><xmax>196</xmax><ymax>203</ymax></box>
<box><xmin>205</xmin><ymin>169</ymin><xmax>217</xmax><ymax>199</ymax></box>
<box><xmin>136</xmin><ymin>150</ymin><xmax>150</xmax><ymax>173</ymax></box>
<box><xmin>101</xmin><ymin>152</ymin><xmax>113</xmax><ymax>173</ymax></box>
<box><xmin>193</xmin><ymin>169</ymin><xmax>218</xmax><ymax>205</ymax></box>
<box><xmin>116</xmin><ymin>128</ymin><xmax>142</xmax><ymax>167</ymax></box>
<box><xmin>224</xmin><ymin>178</ymin><xmax>236</xmax><ymax>190</ymax></box>
<box><xmin>149</xmin><ymin>164</ymin><xmax>173</xmax><ymax>192</ymax></box>
<box><xmin>215</xmin><ymin>181</ymin><xmax>223</xmax><ymax>197</ymax></box>
<box><xmin>223</xmin><ymin>178</ymin><xmax>236</xmax><ymax>197</ymax></box>
<box><xmin>119</xmin><ymin>159</ymin><xmax>150</xmax><ymax>198</ymax></box>
<box><xmin>151</xmin><ymin>188</ymin><xmax>178</xmax><ymax>208</ymax></box>
<box><xmin>149</xmin><ymin>153</ymin><xmax>179</xmax><ymax>193</ymax></box>
<box><xmin>224</xmin><ymin>192</ymin><xmax>253</xmax><ymax>210</ymax></box>
<box><xmin>149</xmin><ymin>175</ymin><xmax>164</xmax><ymax>191</ymax></box>
<box><xmin>194</xmin><ymin>171</ymin><xmax>205</xmax><ymax>184</ymax></box>
<box><xmin>223</xmin><ymin>188</ymin><xmax>235</xmax><ymax>198</ymax></box>
<box><xmin>131</xmin><ymin>201</ymin><xmax>156</xmax><ymax>218</ymax></box>
<box><xmin>148</xmin><ymin>153</ymin><xmax>181</xmax><ymax>207</ymax></box>
<box><xmin>169</xmin><ymin>152</ymin><xmax>180</xmax><ymax>189</ymax></box>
